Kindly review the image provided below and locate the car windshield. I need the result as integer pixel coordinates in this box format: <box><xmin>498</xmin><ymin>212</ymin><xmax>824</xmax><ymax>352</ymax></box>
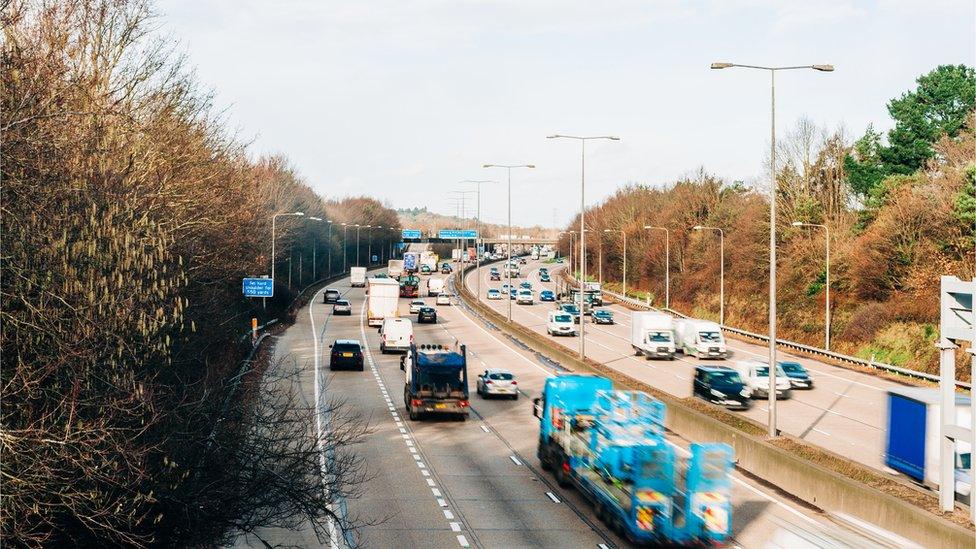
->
<box><xmin>554</xmin><ymin>314</ymin><xmax>572</xmax><ymax>323</ymax></box>
<box><xmin>489</xmin><ymin>373</ymin><xmax>514</xmax><ymax>380</ymax></box>
<box><xmin>647</xmin><ymin>331</ymin><xmax>671</xmax><ymax>342</ymax></box>
<box><xmin>755</xmin><ymin>365</ymin><xmax>787</xmax><ymax>377</ymax></box>
<box><xmin>326</xmin><ymin>290</ymin><xmax>339</xmax><ymax>295</ymax></box>
<box><xmin>699</xmin><ymin>331</ymin><xmax>722</xmax><ymax>342</ymax></box>
<box><xmin>780</xmin><ymin>362</ymin><xmax>805</xmax><ymax>373</ymax></box>
<box><xmin>519</xmin><ymin>290</ymin><xmax>531</xmax><ymax>295</ymax></box>
<box><xmin>709</xmin><ymin>371</ymin><xmax>742</xmax><ymax>384</ymax></box>
<box><xmin>563</xmin><ymin>305</ymin><xmax>579</xmax><ymax>313</ymax></box>
<box><xmin>336</xmin><ymin>300</ymin><xmax>349</xmax><ymax>305</ymax></box>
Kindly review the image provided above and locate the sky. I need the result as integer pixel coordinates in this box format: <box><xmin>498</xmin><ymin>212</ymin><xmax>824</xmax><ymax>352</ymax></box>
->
<box><xmin>157</xmin><ymin>0</ymin><xmax>975</xmax><ymax>228</ymax></box>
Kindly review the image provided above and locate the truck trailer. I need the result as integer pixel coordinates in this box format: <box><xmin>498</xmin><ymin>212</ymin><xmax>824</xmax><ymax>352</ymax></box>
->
<box><xmin>532</xmin><ymin>375</ymin><xmax>734</xmax><ymax>545</ymax></box>
<box><xmin>388</xmin><ymin>259</ymin><xmax>404</xmax><ymax>279</ymax></box>
<box><xmin>885</xmin><ymin>387</ymin><xmax>971</xmax><ymax>504</ymax></box>
<box><xmin>399</xmin><ymin>274</ymin><xmax>421</xmax><ymax>298</ymax></box>
<box><xmin>401</xmin><ymin>343</ymin><xmax>470</xmax><ymax>421</ymax></box>
<box><xmin>366</xmin><ymin>277</ymin><xmax>400</xmax><ymax>327</ymax></box>
<box><xmin>350</xmin><ymin>266</ymin><xmax>367</xmax><ymax>288</ymax></box>
<box><xmin>631</xmin><ymin>312</ymin><xmax>676</xmax><ymax>360</ymax></box>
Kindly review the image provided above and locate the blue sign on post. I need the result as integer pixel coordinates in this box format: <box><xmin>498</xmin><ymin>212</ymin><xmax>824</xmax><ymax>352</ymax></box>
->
<box><xmin>403</xmin><ymin>253</ymin><xmax>418</xmax><ymax>271</ymax></box>
<box><xmin>438</xmin><ymin>229</ymin><xmax>478</xmax><ymax>239</ymax></box>
<box><xmin>401</xmin><ymin>229</ymin><xmax>422</xmax><ymax>239</ymax></box>
<box><xmin>243</xmin><ymin>278</ymin><xmax>274</xmax><ymax>298</ymax></box>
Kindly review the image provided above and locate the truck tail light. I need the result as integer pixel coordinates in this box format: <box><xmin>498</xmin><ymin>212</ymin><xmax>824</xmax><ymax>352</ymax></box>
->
<box><xmin>410</xmin><ymin>399</ymin><xmax>423</xmax><ymax>407</ymax></box>
<box><xmin>459</xmin><ymin>400</ymin><xmax>469</xmax><ymax>408</ymax></box>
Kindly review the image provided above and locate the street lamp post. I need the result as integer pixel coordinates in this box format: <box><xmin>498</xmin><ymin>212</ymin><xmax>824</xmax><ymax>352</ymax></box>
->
<box><xmin>644</xmin><ymin>226</ymin><xmax>670</xmax><ymax>309</ymax></box>
<box><xmin>712</xmin><ymin>61</ymin><xmax>833</xmax><ymax>437</ymax></box>
<box><xmin>792</xmin><ymin>221</ymin><xmax>831</xmax><ymax>350</ymax></box>
<box><xmin>341</xmin><ymin>223</ymin><xmax>349</xmax><ymax>274</ymax></box>
<box><xmin>693</xmin><ymin>226</ymin><xmax>724</xmax><ymax>324</ymax></box>
<box><xmin>271</xmin><ymin>212</ymin><xmax>305</xmax><ymax>299</ymax></box>
<box><xmin>548</xmin><ymin>134</ymin><xmax>620</xmax><ymax>360</ymax></box>
<box><xmin>354</xmin><ymin>224</ymin><xmax>362</xmax><ymax>267</ymax></box>
<box><xmin>309</xmin><ymin>216</ymin><xmax>326</xmax><ymax>280</ymax></box>
<box><xmin>326</xmin><ymin>220</ymin><xmax>333</xmax><ymax>276</ymax></box>
<box><xmin>483</xmin><ymin>164</ymin><xmax>535</xmax><ymax>323</ymax></box>
<box><xmin>459</xmin><ymin>180</ymin><xmax>495</xmax><ymax>304</ymax></box>
<box><xmin>365</xmin><ymin>225</ymin><xmax>373</xmax><ymax>266</ymax></box>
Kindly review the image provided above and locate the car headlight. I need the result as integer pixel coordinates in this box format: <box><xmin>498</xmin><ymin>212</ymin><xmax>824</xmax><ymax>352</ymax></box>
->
<box><xmin>740</xmin><ymin>389</ymin><xmax>751</xmax><ymax>397</ymax></box>
<box><xmin>710</xmin><ymin>389</ymin><xmax>725</xmax><ymax>398</ymax></box>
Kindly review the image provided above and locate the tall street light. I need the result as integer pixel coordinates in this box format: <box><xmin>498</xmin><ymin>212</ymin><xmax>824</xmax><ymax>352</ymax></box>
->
<box><xmin>271</xmin><ymin>211</ymin><xmax>305</xmax><ymax>288</ymax></box>
<box><xmin>460</xmin><ymin>180</ymin><xmax>495</xmax><ymax>304</ymax></box>
<box><xmin>604</xmin><ymin>228</ymin><xmax>628</xmax><ymax>296</ymax></box>
<box><xmin>644</xmin><ymin>225</ymin><xmax>670</xmax><ymax>309</ymax></box>
<box><xmin>365</xmin><ymin>225</ymin><xmax>373</xmax><ymax>266</ymax></box>
<box><xmin>712</xmin><ymin>61</ymin><xmax>833</xmax><ymax>437</ymax></box>
<box><xmin>354</xmin><ymin>224</ymin><xmax>363</xmax><ymax>267</ymax></box>
<box><xmin>326</xmin><ymin>220</ymin><xmax>333</xmax><ymax>276</ymax></box>
<box><xmin>483</xmin><ymin>163</ymin><xmax>535</xmax><ymax>323</ymax></box>
<box><xmin>792</xmin><ymin>221</ymin><xmax>831</xmax><ymax>350</ymax></box>
<box><xmin>341</xmin><ymin>222</ymin><xmax>349</xmax><ymax>274</ymax></box>
<box><xmin>309</xmin><ymin>216</ymin><xmax>327</xmax><ymax>280</ymax></box>
<box><xmin>548</xmin><ymin>134</ymin><xmax>620</xmax><ymax>360</ymax></box>
<box><xmin>693</xmin><ymin>225</ymin><xmax>724</xmax><ymax>324</ymax></box>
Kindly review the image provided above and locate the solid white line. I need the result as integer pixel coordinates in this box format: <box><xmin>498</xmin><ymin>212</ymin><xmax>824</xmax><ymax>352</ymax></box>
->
<box><xmin>480</xmin><ymin>425</ymin><xmax>490</xmax><ymax>433</ymax></box>
<box><xmin>309</xmin><ymin>287</ymin><xmax>341</xmax><ymax>549</ymax></box>
<box><xmin>509</xmin><ymin>455</ymin><xmax>523</xmax><ymax>466</ymax></box>
<box><xmin>812</xmin><ymin>428</ymin><xmax>832</xmax><ymax>436</ymax></box>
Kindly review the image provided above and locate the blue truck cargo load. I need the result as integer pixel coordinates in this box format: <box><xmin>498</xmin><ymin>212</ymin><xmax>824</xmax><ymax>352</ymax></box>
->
<box><xmin>532</xmin><ymin>375</ymin><xmax>734</xmax><ymax>545</ymax></box>
<box><xmin>402</xmin><ymin>343</ymin><xmax>469</xmax><ymax>421</ymax></box>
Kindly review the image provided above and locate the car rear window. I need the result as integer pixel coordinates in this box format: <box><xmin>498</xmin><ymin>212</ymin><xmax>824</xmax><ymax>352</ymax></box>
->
<box><xmin>554</xmin><ymin>314</ymin><xmax>572</xmax><ymax>322</ymax></box>
<box><xmin>333</xmin><ymin>343</ymin><xmax>360</xmax><ymax>353</ymax></box>
<box><xmin>489</xmin><ymin>373</ymin><xmax>514</xmax><ymax>380</ymax></box>
<box><xmin>708</xmin><ymin>371</ymin><xmax>741</xmax><ymax>384</ymax></box>
<box><xmin>781</xmin><ymin>362</ymin><xmax>804</xmax><ymax>373</ymax></box>
<box><xmin>335</xmin><ymin>300</ymin><xmax>349</xmax><ymax>305</ymax></box>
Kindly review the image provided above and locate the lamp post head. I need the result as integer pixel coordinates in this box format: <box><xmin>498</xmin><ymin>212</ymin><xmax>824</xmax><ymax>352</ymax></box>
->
<box><xmin>607</xmin><ymin>136</ymin><xmax>620</xmax><ymax>141</ymax></box>
<box><xmin>711</xmin><ymin>62</ymin><xmax>733</xmax><ymax>69</ymax></box>
<box><xmin>309</xmin><ymin>216</ymin><xmax>322</xmax><ymax>221</ymax></box>
<box><xmin>293</xmin><ymin>212</ymin><xmax>305</xmax><ymax>216</ymax></box>
<box><xmin>791</xmin><ymin>221</ymin><xmax>804</xmax><ymax>227</ymax></box>
<box><xmin>693</xmin><ymin>225</ymin><xmax>703</xmax><ymax>230</ymax></box>
<box><xmin>643</xmin><ymin>225</ymin><xmax>653</xmax><ymax>229</ymax></box>
<box><xmin>812</xmin><ymin>64</ymin><xmax>834</xmax><ymax>72</ymax></box>
<box><xmin>526</xmin><ymin>164</ymin><xmax>536</xmax><ymax>169</ymax></box>
<box><xmin>603</xmin><ymin>229</ymin><xmax>612</xmax><ymax>233</ymax></box>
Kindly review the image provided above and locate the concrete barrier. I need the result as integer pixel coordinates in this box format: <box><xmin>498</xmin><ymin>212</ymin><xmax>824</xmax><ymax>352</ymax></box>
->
<box><xmin>455</xmin><ymin>266</ymin><xmax>975</xmax><ymax>548</ymax></box>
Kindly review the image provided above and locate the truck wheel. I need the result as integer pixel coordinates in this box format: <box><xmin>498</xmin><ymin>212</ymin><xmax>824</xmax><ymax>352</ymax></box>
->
<box><xmin>554</xmin><ymin>461</ymin><xmax>572</xmax><ymax>488</ymax></box>
<box><xmin>538</xmin><ymin>450</ymin><xmax>552</xmax><ymax>471</ymax></box>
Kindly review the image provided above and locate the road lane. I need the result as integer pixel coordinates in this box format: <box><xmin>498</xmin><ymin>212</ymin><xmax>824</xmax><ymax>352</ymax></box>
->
<box><xmin>467</xmin><ymin>259</ymin><xmax>894</xmax><ymax>471</ymax></box>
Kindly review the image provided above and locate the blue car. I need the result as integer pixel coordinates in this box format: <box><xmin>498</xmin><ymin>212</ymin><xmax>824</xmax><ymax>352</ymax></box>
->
<box><xmin>591</xmin><ymin>309</ymin><xmax>614</xmax><ymax>325</ymax></box>
<box><xmin>540</xmin><ymin>274</ymin><xmax>551</xmax><ymax>282</ymax></box>
<box><xmin>780</xmin><ymin>361</ymin><xmax>814</xmax><ymax>389</ymax></box>
<box><xmin>539</xmin><ymin>290</ymin><xmax>555</xmax><ymax>302</ymax></box>
<box><xmin>510</xmin><ymin>291</ymin><xmax>517</xmax><ymax>300</ymax></box>
<box><xmin>520</xmin><ymin>281</ymin><xmax>532</xmax><ymax>290</ymax></box>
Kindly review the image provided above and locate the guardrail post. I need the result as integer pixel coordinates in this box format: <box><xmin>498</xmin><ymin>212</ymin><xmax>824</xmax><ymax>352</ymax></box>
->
<box><xmin>251</xmin><ymin>317</ymin><xmax>258</xmax><ymax>346</ymax></box>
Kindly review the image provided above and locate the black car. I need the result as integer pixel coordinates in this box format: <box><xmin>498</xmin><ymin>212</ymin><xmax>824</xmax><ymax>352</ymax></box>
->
<box><xmin>780</xmin><ymin>361</ymin><xmax>814</xmax><ymax>389</ymax></box>
<box><xmin>323</xmin><ymin>288</ymin><xmax>341</xmax><ymax>304</ymax></box>
<box><xmin>490</xmin><ymin>272</ymin><xmax>501</xmax><ymax>281</ymax></box>
<box><xmin>693</xmin><ymin>365</ymin><xmax>751</xmax><ymax>410</ymax></box>
<box><xmin>329</xmin><ymin>339</ymin><xmax>364</xmax><ymax>371</ymax></box>
<box><xmin>417</xmin><ymin>306</ymin><xmax>437</xmax><ymax>324</ymax></box>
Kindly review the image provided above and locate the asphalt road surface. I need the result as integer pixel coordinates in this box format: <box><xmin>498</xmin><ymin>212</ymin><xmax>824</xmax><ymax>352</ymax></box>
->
<box><xmin>234</xmin><ymin>266</ymin><xmax>885</xmax><ymax>548</ymax></box>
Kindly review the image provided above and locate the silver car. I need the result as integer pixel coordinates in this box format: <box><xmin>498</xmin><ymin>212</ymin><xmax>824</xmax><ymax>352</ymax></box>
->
<box><xmin>476</xmin><ymin>369</ymin><xmax>518</xmax><ymax>399</ymax></box>
<box><xmin>332</xmin><ymin>299</ymin><xmax>352</xmax><ymax>315</ymax></box>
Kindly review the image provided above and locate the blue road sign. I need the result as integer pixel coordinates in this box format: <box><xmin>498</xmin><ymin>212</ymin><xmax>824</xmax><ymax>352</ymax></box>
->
<box><xmin>403</xmin><ymin>253</ymin><xmax>418</xmax><ymax>271</ymax></box>
<box><xmin>438</xmin><ymin>229</ymin><xmax>478</xmax><ymax>239</ymax></box>
<box><xmin>243</xmin><ymin>278</ymin><xmax>274</xmax><ymax>298</ymax></box>
<box><xmin>401</xmin><ymin>229</ymin><xmax>422</xmax><ymax>239</ymax></box>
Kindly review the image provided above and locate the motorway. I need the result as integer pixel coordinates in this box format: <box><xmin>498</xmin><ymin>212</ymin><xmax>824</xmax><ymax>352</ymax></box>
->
<box><xmin>465</xmin><ymin>257</ymin><xmax>902</xmax><ymax>473</ymax></box>
<box><xmin>234</xmin><ymin>267</ymin><xmax>888</xmax><ymax>548</ymax></box>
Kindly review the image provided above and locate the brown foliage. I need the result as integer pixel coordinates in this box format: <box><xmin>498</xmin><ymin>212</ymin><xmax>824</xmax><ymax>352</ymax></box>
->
<box><xmin>1</xmin><ymin>1</ymin><xmax>390</xmax><ymax>546</ymax></box>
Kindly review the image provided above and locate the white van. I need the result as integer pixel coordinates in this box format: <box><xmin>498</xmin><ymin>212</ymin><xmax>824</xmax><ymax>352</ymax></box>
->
<box><xmin>427</xmin><ymin>277</ymin><xmax>445</xmax><ymax>297</ymax></box>
<box><xmin>379</xmin><ymin>317</ymin><xmax>413</xmax><ymax>354</ymax></box>
<box><xmin>729</xmin><ymin>360</ymin><xmax>791</xmax><ymax>400</ymax></box>
<box><xmin>547</xmin><ymin>310</ymin><xmax>576</xmax><ymax>336</ymax></box>
<box><xmin>676</xmin><ymin>319</ymin><xmax>728</xmax><ymax>359</ymax></box>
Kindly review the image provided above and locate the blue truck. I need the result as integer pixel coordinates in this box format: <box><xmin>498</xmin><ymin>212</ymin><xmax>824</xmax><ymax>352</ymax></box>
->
<box><xmin>401</xmin><ymin>343</ymin><xmax>470</xmax><ymax>421</ymax></box>
<box><xmin>532</xmin><ymin>375</ymin><xmax>734</xmax><ymax>545</ymax></box>
<box><xmin>884</xmin><ymin>387</ymin><xmax>971</xmax><ymax>504</ymax></box>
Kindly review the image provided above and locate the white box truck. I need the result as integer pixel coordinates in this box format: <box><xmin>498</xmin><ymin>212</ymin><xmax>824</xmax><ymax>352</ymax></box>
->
<box><xmin>366</xmin><ymin>277</ymin><xmax>400</xmax><ymax>327</ymax></box>
<box><xmin>675</xmin><ymin>319</ymin><xmax>727</xmax><ymax>359</ymax></box>
<box><xmin>427</xmin><ymin>277</ymin><xmax>445</xmax><ymax>297</ymax></box>
<box><xmin>630</xmin><ymin>312</ymin><xmax>676</xmax><ymax>360</ymax></box>
<box><xmin>350</xmin><ymin>266</ymin><xmax>367</xmax><ymax>288</ymax></box>
<box><xmin>388</xmin><ymin>260</ymin><xmax>404</xmax><ymax>278</ymax></box>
